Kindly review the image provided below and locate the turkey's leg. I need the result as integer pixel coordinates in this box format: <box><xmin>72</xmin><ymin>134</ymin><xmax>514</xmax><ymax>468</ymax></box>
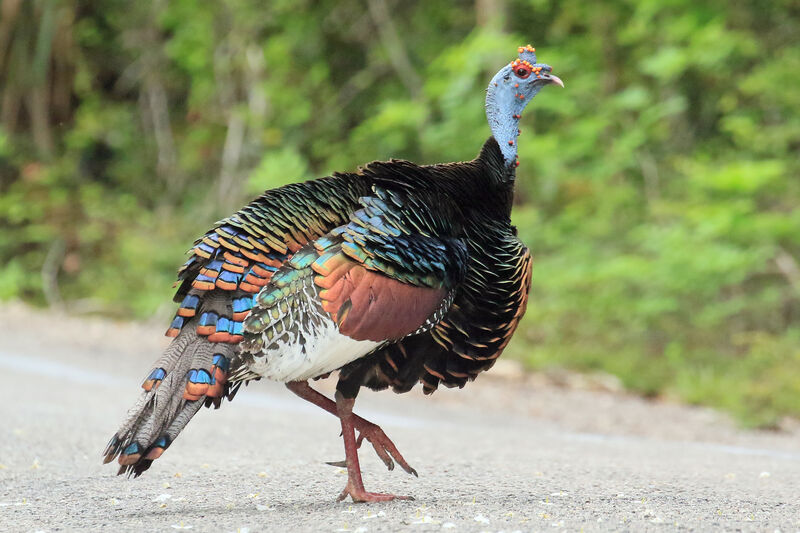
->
<box><xmin>334</xmin><ymin>391</ymin><xmax>413</xmax><ymax>502</ymax></box>
<box><xmin>285</xmin><ymin>381</ymin><xmax>417</xmax><ymax>476</ymax></box>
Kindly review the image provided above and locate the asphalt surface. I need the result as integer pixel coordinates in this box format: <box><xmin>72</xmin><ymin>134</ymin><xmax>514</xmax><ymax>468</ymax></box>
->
<box><xmin>1</xmin><ymin>303</ymin><xmax>799</xmax><ymax>532</ymax></box>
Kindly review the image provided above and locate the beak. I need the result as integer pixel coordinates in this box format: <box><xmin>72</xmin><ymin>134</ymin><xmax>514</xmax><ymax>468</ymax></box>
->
<box><xmin>545</xmin><ymin>74</ymin><xmax>564</xmax><ymax>88</ymax></box>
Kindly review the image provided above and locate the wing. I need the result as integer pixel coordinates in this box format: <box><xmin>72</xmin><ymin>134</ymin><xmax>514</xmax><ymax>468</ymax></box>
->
<box><xmin>337</xmin><ymin>221</ymin><xmax>532</xmax><ymax>395</ymax></box>
<box><xmin>237</xmin><ymin>187</ymin><xmax>469</xmax><ymax>382</ymax></box>
<box><xmin>164</xmin><ymin>174</ymin><xmax>369</xmax><ymax>343</ymax></box>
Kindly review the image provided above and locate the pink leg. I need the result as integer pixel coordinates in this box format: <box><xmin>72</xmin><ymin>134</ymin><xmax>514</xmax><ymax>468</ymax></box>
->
<box><xmin>334</xmin><ymin>391</ymin><xmax>413</xmax><ymax>503</ymax></box>
<box><xmin>285</xmin><ymin>381</ymin><xmax>417</xmax><ymax>476</ymax></box>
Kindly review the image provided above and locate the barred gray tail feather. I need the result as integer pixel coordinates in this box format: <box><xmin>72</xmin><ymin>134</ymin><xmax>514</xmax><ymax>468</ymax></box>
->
<box><xmin>102</xmin><ymin>326</ymin><xmax>239</xmax><ymax>477</ymax></box>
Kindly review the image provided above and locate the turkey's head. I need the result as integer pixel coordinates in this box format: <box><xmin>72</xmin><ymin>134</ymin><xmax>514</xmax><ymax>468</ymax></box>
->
<box><xmin>485</xmin><ymin>45</ymin><xmax>563</xmax><ymax>168</ymax></box>
<box><xmin>509</xmin><ymin>44</ymin><xmax>564</xmax><ymax>90</ymax></box>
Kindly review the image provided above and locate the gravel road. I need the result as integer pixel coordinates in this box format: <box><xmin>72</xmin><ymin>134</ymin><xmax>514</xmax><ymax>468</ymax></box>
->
<box><xmin>1</xmin><ymin>303</ymin><xmax>799</xmax><ymax>532</ymax></box>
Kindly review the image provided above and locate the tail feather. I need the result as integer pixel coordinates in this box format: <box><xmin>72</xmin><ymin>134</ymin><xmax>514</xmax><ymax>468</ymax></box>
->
<box><xmin>103</xmin><ymin>326</ymin><xmax>238</xmax><ymax>477</ymax></box>
<box><xmin>119</xmin><ymin>399</ymin><xmax>205</xmax><ymax>477</ymax></box>
<box><xmin>103</xmin><ymin>331</ymin><xmax>196</xmax><ymax>457</ymax></box>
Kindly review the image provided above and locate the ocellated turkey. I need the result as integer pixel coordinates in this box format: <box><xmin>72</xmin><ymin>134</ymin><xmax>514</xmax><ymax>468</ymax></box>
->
<box><xmin>104</xmin><ymin>45</ymin><xmax>563</xmax><ymax>502</ymax></box>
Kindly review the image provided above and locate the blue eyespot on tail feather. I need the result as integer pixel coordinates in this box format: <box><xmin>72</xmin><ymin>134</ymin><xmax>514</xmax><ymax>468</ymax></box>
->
<box><xmin>142</xmin><ymin>368</ymin><xmax>167</xmax><ymax>392</ymax></box>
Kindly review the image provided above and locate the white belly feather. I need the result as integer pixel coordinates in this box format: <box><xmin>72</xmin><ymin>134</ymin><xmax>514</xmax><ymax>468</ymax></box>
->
<box><xmin>243</xmin><ymin>265</ymin><xmax>382</xmax><ymax>383</ymax></box>
<box><xmin>248</xmin><ymin>313</ymin><xmax>380</xmax><ymax>382</ymax></box>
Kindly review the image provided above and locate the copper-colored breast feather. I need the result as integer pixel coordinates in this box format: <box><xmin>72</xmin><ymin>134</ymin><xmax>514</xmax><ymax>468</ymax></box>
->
<box><xmin>314</xmin><ymin>255</ymin><xmax>447</xmax><ymax>343</ymax></box>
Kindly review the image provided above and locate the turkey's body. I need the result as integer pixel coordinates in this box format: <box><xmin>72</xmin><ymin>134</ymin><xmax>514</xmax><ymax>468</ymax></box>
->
<box><xmin>104</xmin><ymin>45</ymin><xmax>561</xmax><ymax>502</ymax></box>
<box><xmin>334</xmin><ymin>141</ymin><xmax>532</xmax><ymax>397</ymax></box>
<box><xmin>229</xmin><ymin>138</ymin><xmax>530</xmax><ymax>391</ymax></box>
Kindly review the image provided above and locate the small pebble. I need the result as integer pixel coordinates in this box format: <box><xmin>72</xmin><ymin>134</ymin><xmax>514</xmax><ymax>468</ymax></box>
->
<box><xmin>474</xmin><ymin>514</ymin><xmax>489</xmax><ymax>524</ymax></box>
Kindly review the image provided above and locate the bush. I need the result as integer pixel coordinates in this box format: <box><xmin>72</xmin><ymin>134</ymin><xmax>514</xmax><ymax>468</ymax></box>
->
<box><xmin>1</xmin><ymin>0</ymin><xmax>798</xmax><ymax>426</ymax></box>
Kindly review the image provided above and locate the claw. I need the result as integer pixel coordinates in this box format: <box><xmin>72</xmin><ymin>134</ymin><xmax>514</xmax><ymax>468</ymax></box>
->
<box><xmin>359</xmin><ymin>431</ymin><xmax>395</xmax><ymax>471</ymax></box>
<box><xmin>354</xmin><ymin>421</ymin><xmax>417</xmax><ymax>476</ymax></box>
<box><xmin>326</xmin><ymin>460</ymin><xmax>348</xmax><ymax>468</ymax></box>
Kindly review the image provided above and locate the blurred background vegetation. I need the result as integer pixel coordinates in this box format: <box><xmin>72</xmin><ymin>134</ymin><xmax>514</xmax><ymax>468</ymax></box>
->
<box><xmin>1</xmin><ymin>0</ymin><xmax>798</xmax><ymax>427</ymax></box>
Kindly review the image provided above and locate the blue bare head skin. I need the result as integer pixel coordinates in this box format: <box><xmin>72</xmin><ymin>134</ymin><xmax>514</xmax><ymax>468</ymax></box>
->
<box><xmin>485</xmin><ymin>45</ymin><xmax>564</xmax><ymax>169</ymax></box>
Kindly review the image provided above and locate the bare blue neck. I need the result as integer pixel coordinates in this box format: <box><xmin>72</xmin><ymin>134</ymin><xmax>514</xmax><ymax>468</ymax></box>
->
<box><xmin>485</xmin><ymin>67</ymin><xmax>541</xmax><ymax>168</ymax></box>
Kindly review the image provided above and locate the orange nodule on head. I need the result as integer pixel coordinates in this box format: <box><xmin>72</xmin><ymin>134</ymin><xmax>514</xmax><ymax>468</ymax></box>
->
<box><xmin>518</xmin><ymin>44</ymin><xmax>536</xmax><ymax>54</ymax></box>
<box><xmin>510</xmin><ymin>58</ymin><xmax>534</xmax><ymax>70</ymax></box>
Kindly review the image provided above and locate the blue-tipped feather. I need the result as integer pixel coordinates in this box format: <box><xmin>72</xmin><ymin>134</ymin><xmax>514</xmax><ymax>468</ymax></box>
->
<box><xmin>195</xmin><ymin>273</ymin><xmax>216</xmax><ymax>284</ymax></box>
<box><xmin>123</xmin><ymin>443</ymin><xmax>141</xmax><ymax>456</ymax></box>
<box><xmin>188</xmin><ymin>369</ymin><xmax>212</xmax><ymax>385</ymax></box>
<box><xmin>205</xmin><ymin>259</ymin><xmax>223</xmax><ymax>272</ymax></box>
<box><xmin>180</xmin><ymin>294</ymin><xmax>200</xmax><ymax>311</ymax></box>
<box><xmin>198</xmin><ymin>312</ymin><xmax>219</xmax><ymax>328</ymax></box>
<box><xmin>218</xmin><ymin>270</ymin><xmax>241</xmax><ymax>285</ymax></box>
<box><xmin>197</xmin><ymin>242</ymin><xmax>215</xmax><ymax>255</ymax></box>
<box><xmin>218</xmin><ymin>225</ymin><xmax>238</xmax><ymax>237</ymax></box>
<box><xmin>212</xmin><ymin>354</ymin><xmax>230</xmax><ymax>372</ymax></box>
<box><xmin>233</xmin><ymin>296</ymin><xmax>252</xmax><ymax>313</ymax></box>
<box><xmin>147</xmin><ymin>368</ymin><xmax>166</xmax><ymax>381</ymax></box>
<box><xmin>216</xmin><ymin>317</ymin><xmax>232</xmax><ymax>334</ymax></box>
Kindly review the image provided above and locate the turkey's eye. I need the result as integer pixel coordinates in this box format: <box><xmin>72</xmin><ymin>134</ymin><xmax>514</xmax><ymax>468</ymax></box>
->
<box><xmin>510</xmin><ymin>59</ymin><xmax>534</xmax><ymax>80</ymax></box>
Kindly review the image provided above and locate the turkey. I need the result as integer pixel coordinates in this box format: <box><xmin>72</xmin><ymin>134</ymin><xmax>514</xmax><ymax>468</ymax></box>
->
<box><xmin>103</xmin><ymin>45</ymin><xmax>563</xmax><ymax>502</ymax></box>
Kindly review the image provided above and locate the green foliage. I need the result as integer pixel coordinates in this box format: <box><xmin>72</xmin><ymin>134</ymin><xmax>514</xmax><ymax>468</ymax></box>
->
<box><xmin>1</xmin><ymin>0</ymin><xmax>798</xmax><ymax>426</ymax></box>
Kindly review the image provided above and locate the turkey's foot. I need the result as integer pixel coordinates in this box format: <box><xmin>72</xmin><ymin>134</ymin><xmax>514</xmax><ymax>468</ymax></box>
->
<box><xmin>286</xmin><ymin>381</ymin><xmax>417</xmax><ymax>476</ymax></box>
<box><xmin>337</xmin><ymin>481</ymin><xmax>414</xmax><ymax>503</ymax></box>
<box><xmin>325</xmin><ymin>421</ymin><xmax>417</xmax><ymax>476</ymax></box>
<box><xmin>334</xmin><ymin>390</ymin><xmax>415</xmax><ymax>503</ymax></box>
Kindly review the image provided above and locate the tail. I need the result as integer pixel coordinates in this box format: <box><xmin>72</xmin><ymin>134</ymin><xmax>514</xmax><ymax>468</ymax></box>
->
<box><xmin>103</xmin><ymin>210</ymin><xmax>291</xmax><ymax>475</ymax></box>
<box><xmin>102</xmin><ymin>323</ymin><xmax>244</xmax><ymax>477</ymax></box>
